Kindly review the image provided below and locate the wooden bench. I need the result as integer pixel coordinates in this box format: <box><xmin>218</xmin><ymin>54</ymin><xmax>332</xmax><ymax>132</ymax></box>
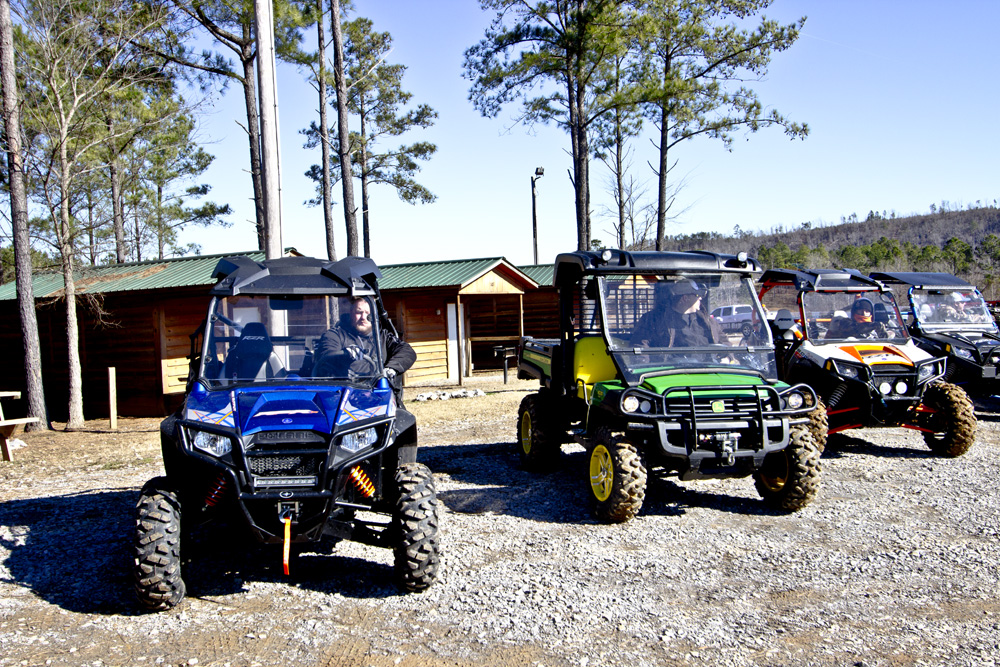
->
<box><xmin>1</xmin><ymin>391</ymin><xmax>41</xmax><ymax>462</ymax></box>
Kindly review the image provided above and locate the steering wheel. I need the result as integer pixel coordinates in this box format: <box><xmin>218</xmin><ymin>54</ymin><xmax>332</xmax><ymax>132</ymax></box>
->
<box><xmin>348</xmin><ymin>350</ymin><xmax>380</xmax><ymax>378</ymax></box>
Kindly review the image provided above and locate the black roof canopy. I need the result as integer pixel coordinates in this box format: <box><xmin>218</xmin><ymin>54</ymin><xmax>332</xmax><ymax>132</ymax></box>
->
<box><xmin>209</xmin><ymin>255</ymin><xmax>382</xmax><ymax>296</ymax></box>
<box><xmin>869</xmin><ymin>271</ymin><xmax>974</xmax><ymax>290</ymax></box>
<box><xmin>553</xmin><ymin>249</ymin><xmax>761</xmax><ymax>287</ymax></box>
<box><xmin>760</xmin><ymin>268</ymin><xmax>881</xmax><ymax>292</ymax></box>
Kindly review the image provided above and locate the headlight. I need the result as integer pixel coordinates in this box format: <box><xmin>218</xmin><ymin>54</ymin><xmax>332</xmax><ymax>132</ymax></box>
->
<box><xmin>342</xmin><ymin>427</ymin><xmax>379</xmax><ymax>452</ymax></box>
<box><xmin>785</xmin><ymin>392</ymin><xmax>804</xmax><ymax>409</ymax></box>
<box><xmin>954</xmin><ymin>347</ymin><xmax>974</xmax><ymax>360</ymax></box>
<box><xmin>918</xmin><ymin>363</ymin><xmax>938</xmax><ymax>382</ymax></box>
<box><xmin>837</xmin><ymin>363</ymin><xmax>860</xmax><ymax>380</ymax></box>
<box><xmin>192</xmin><ymin>430</ymin><xmax>232</xmax><ymax>457</ymax></box>
<box><xmin>622</xmin><ymin>396</ymin><xmax>640</xmax><ymax>413</ymax></box>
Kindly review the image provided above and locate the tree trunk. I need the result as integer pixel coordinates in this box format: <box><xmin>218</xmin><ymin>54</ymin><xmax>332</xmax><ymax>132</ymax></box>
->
<box><xmin>615</xmin><ymin>117</ymin><xmax>625</xmax><ymax>250</ymax></box>
<box><xmin>329</xmin><ymin>0</ymin><xmax>358</xmax><ymax>256</ymax></box>
<box><xmin>359</xmin><ymin>108</ymin><xmax>371</xmax><ymax>257</ymax></box>
<box><xmin>655</xmin><ymin>56</ymin><xmax>670</xmax><ymax>251</ymax></box>
<box><xmin>239</xmin><ymin>34</ymin><xmax>266</xmax><ymax>251</ymax></box>
<box><xmin>157</xmin><ymin>184</ymin><xmax>165</xmax><ymax>259</ymax></box>
<box><xmin>86</xmin><ymin>190</ymin><xmax>98</xmax><ymax>265</ymax></box>
<box><xmin>572</xmin><ymin>93</ymin><xmax>590</xmax><ymax>251</ymax></box>
<box><xmin>0</xmin><ymin>0</ymin><xmax>48</xmax><ymax>430</ymax></box>
<box><xmin>566</xmin><ymin>49</ymin><xmax>590</xmax><ymax>252</ymax></box>
<box><xmin>57</xmin><ymin>147</ymin><xmax>85</xmax><ymax>429</ymax></box>
<box><xmin>134</xmin><ymin>202</ymin><xmax>142</xmax><ymax>262</ymax></box>
<box><xmin>315</xmin><ymin>0</ymin><xmax>336</xmax><ymax>261</ymax></box>
<box><xmin>109</xmin><ymin>119</ymin><xmax>126</xmax><ymax>262</ymax></box>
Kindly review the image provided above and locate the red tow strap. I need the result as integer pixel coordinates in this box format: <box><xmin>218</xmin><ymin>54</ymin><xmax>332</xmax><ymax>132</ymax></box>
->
<box><xmin>282</xmin><ymin>512</ymin><xmax>292</xmax><ymax>575</ymax></box>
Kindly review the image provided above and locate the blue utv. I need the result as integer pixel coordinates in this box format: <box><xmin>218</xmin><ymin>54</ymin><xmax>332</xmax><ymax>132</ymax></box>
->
<box><xmin>132</xmin><ymin>255</ymin><xmax>440</xmax><ymax>611</ymax></box>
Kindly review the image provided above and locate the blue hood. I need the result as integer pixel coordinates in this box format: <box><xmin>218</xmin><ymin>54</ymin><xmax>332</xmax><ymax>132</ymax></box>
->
<box><xmin>184</xmin><ymin>381</ymin><xmax>394</xmax><ymax>435</ymax></box>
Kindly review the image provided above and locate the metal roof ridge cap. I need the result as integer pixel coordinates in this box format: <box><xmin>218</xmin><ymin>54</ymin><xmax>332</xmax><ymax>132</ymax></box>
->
<box><xmin>378</xmin><ymin>256</ymin><xmax>504</xmax><ymax>274</ymax></box>
<box><xmin>458</xmin><ymin>257</ymin><xmax>501</xmax><ymax>287</ymax></box>
<box><xmin>457</xmin><ymin>257</ymin><xmax>540</xmax><ymax>289</ymax></box>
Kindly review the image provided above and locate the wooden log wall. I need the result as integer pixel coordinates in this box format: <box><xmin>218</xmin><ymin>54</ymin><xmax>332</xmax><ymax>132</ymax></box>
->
<box><xmin>383</xmin><ymin>293</ymin><xmax>450</xmax><ymax>384</ymax></box>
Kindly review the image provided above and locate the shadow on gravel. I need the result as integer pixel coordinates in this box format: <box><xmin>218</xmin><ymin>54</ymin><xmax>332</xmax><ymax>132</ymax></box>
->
<box><xmin>971</xmin><ymin>395</ymin><xmax>1000</xmax><ymax>422</ymax></box>
<box><xmin>822</xmin><ymin>432</ymin><xmax>935</xmax><ymax>459</ymax></box>
<box><xmin>179</xmin><ymin>530</ymin><xmax>402</xmax><ymax>603</ymax></box>
<box><xmin>0</xmin><ymin>489</ymin><xmax>137</xmax><ymax>615</ymax></box>
<box><xmin>0</xmin><ymin>491</ymin><xmax>416</xmax><ymax>617</ymax></box>
<box><xmin>643</xmin><ymin>477</ymin><xmax>786</xmax><ymax>519</ymax></box>
<box><xmin>426</xmin><ymin>442</ymin><xmax>791</xmax><ymax>524</ymax></box>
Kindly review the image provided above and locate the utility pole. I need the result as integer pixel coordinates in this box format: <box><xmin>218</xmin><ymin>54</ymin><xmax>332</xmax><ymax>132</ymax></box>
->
<box><xmin>255</xmin><ymin>0</ymin><xmax>283</xmax><ymax>258</ymax></box>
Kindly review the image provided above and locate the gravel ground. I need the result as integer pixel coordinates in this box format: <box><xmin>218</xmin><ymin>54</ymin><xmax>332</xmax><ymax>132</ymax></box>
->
<box><xmin>1</xmin><ymin>376</ymin><xmax>999</xmax><ymax>667</ymax></box>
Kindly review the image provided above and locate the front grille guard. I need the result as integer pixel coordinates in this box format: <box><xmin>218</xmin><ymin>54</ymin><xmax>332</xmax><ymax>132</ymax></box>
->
<box><xmin>236</xmin><ymin>420</ymin><xmax>395</xmax><ymax>500</ymax></box>
<box><xmin>621</xmin><ymin>381</ymin><xmax>816</xmax><ymax>428</ymax></box>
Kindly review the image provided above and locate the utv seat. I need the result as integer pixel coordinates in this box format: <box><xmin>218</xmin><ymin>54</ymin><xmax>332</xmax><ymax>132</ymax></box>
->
<box><xmin>221</xmin><ymin>322</ymin><xmax>285</xmax><ymax>381</ymax></box>
<box><xmin>773</xmin><ymin>309</ymin><xmax>802</xmax><ymax>340</ymax></box>
<box><xmin>573</xmin><ymin>335</ymin><xmax>617</xmax><ymax>400</ymax></box>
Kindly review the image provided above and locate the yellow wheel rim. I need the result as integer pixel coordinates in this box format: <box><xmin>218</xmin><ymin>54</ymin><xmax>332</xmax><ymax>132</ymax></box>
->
<box><xmin>759</xmin><ymin>451</ymin><xmax>789</xmax><ymax>492</ymax></box>
<box><xmin>590</xmin><ymin>444</ymin><xmax>613</xmax><ymax>501</ymax></box>
<box><xmin>520</xmin><ymin>411</ymin><xmax>533</xmax><ymax>455</ymax></box>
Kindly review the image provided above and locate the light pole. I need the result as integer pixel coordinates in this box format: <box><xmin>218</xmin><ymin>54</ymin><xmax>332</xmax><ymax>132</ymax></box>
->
<box><xmin>531</xmin><ymin>167</ymin><xmax>544</xmax><ymax>264</ymax></box>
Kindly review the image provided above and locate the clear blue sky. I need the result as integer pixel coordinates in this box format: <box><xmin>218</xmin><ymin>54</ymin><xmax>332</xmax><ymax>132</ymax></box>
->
<box><xmin>180</xmin><ymin>0</ymin><xmax>1000</xmax><ymax>267</ymax></box>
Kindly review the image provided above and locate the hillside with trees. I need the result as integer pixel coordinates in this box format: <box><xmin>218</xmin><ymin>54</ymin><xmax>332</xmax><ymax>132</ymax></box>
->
<box><xmin>648</xmin><ymin>202</ymin><xmax>1000</xmax><ymax>298</ymax></box>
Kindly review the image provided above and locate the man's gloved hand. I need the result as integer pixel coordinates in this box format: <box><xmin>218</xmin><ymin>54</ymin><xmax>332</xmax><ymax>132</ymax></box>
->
<box><xmin>345</xmin><ymin>346</ymin><xmax>362</xmax><ymax>361</ymax></box>
<box><xmin>385</xmin><ymin>367</ymin><xmax>397</xmax><ymax>380</ymax></box>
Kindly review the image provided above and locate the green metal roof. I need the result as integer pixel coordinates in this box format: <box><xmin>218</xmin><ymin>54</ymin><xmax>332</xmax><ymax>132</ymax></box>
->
<box><xmin>378</xmin><ymin>257</ymin><xmax>537</xmax><ymax>290</ymax></box>
<box><xmin>0</xmin><ymin>252</ymin><xmax>543</xmax><ymax>300</ymax></box>
<box><xmin>0</xmin><ymin>251</ymin><xmax>266</xmax><ymax>301</ymax></box>
<box><xmin>518</xmin><ymin>264</ymin><xmax>555</xmax><ymax>287</ymax></box>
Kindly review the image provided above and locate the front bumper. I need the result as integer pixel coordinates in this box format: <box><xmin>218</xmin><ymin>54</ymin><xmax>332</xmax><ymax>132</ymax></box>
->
<box><xmin>609</xmin><ymin>383</ymin><xmax>814</xmax><ymax>480</ymax></box>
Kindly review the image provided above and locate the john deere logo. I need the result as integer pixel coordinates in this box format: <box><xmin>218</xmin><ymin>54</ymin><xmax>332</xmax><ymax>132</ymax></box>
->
<box><xmin>711</xmin><ymin>400</ymin><xmax>725</xmax><ymax>413</ymax></box>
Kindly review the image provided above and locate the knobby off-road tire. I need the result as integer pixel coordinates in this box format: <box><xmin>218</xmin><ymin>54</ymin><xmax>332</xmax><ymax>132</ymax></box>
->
<box><xmin>754</xmin><ymin>426</ymin><xmax>822</xmax><ymax>512</ymax></box>
<box><xmin>589</xmin><ymin>435</ymin><xmax>646</xmax><ymax>523</ymax></box>
<box><xmin>133</xmin><ymin>477</ymin><xmax>186</xmax><ymax>612</ymax></box>
<box><xmin>392</xmin><ymin>463</ymin><xmax>441</xmax><ymax>592</ymax></box>
<box><xmin>807</xmin><ymin>400</ymin><xmax>829</xmax><ymax>453</ymax></box>
<box><xmin>921</xmin><ymin>382</ymin><xmax>977</xmax><ymax>457</ymax></box>
<box><xmin>517</xmin><ymin>393</ymin><xmax>561</xmax><ymax>471</ymax></box>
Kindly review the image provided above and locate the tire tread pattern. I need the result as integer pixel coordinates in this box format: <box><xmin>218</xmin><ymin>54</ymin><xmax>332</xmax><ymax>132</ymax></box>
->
<box><xmin>808</xmin><ymin>401</ymin><xmax>829</xmax><ymax>453</ymax></box>
<box><xmin>754</xmin><ymin>426</ymin><xmax>822</xmax><ymax>512</ymax></box>
<box><xmin>517</xmin><ymin>393</ymin><xmax>561</xmax><ymax>471</ymax></box>
<box><xmin>921</xmin><ymin>381</ymin><xmax>977</xmax><ymax>457</ymax></box>
<box><xmin>393</xmin><ymin>463</ymin><xmax>441</xmax><ymax>592</ymax></box>
<box><xmin>133</xmin><ymin>476</ymin><xmax>185</xmax><ymax>612</ymax></box>
<box><xmin>592</xmin><ymin>435</ymin><xmax>647</xmax><ymax>524</ymax></box>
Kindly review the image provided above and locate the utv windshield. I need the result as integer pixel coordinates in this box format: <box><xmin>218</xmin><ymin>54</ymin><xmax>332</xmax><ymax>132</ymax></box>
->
<box><xmin>801</xmin><ymin>290</ymin><xmax>909</xmax><ymax>343</ymax></box>
<box><xmin>598</xmin><ymin>274</ymin><xmax>776</xmax><ymax>380</ymax></box>
<box><xmin>910</xmin><ymin>289</ymin><xmax>998</xmax><ymax>332</ymax></box>
<box><xmin>201</xmin><ymin>294</ymin><xmax>383</xmax><ymax>387</ymax></box>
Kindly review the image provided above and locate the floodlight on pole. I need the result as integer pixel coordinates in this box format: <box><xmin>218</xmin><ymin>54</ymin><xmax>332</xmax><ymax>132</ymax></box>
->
<box><xmin>531</xmin><ymin>167</ymin><xmax>544</xmax><ymax>264</ymax></box>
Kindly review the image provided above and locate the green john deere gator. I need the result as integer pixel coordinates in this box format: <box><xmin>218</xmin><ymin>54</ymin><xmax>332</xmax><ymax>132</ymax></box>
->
<box><xmin>516</xmin><ymin>250</ymin><xmax>822</xmax><ymax>523</ymax></box>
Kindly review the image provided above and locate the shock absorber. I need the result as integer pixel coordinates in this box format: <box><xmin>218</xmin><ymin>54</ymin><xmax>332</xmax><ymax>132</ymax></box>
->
<box><xmin>203</xmin><ymin>473</ymin><xmax>229</xmax><ymax>508</ymax></box>
<box><xmin>348</xmin><ymin>466</ymin><xmax>375</xmax><ymax>498</ymax></box>
<box><xmin>827</xmin><ymin>382</ymin><xmax>848</xmax><ymax>410</ymax></box>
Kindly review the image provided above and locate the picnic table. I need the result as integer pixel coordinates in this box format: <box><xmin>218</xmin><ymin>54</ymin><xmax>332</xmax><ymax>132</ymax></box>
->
<box><xmin>1</xmin><ymin>391</ymin><xmax>40</xmax><ymax>462</ymax></box>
